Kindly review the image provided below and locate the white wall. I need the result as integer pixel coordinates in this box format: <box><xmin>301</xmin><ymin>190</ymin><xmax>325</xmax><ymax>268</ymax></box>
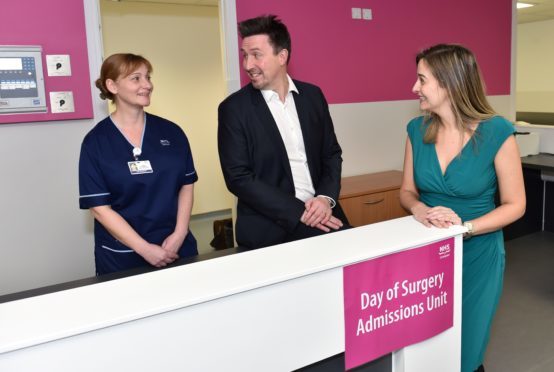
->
<box><xmin>0</xmin><ymin>1</ymin><xmax>105</xmax><ymax>295</ymax></box>
<box><xmin>331</xmin><ymin>101</ymin><xmax>419</xmax><ymax>176</ymax></box>
<box><xmin>516</xmin><ymin>19</ymin><xmax>554</xmax><ymax>112</ymax></box>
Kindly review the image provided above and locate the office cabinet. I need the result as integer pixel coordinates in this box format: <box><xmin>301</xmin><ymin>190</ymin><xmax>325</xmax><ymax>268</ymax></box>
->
<box><xmin>339</xmin><ymin>171</ymin><xmax>409</xmax><ymax>227</ymax></box>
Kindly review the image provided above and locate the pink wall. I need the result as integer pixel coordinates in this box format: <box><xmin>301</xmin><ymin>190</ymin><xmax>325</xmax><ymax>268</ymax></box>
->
<box><xmin>0</xmin><ymin>0</ymin><xmax>93</xmax><ymax>124</ymax></box>
<box><xmin>236</xmin><ymin>0</ymin><xmax>512</xmax><ymax>104</ymax></box>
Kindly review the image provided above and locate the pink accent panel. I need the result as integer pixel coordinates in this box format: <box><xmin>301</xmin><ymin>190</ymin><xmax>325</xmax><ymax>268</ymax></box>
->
<box><xmin>343</xmin><ymin>238</ymin><xmax>455</xmax><ymax>369</ymax></box>
<box><xmin>0</xmin><ymin>0</ymin><xmax>93</xmax><ymax>124</ymax></box>
<box><xmin>236</xmin><ymin>0</ymin><xmax>511</xmax><ymax>104</ymax></box>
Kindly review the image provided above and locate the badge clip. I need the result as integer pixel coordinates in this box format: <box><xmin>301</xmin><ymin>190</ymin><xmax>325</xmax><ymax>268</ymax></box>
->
<box><xmin>132</xmin><ymin>147</ymin><xmax>142</xmax><ymax>161</ymax></box>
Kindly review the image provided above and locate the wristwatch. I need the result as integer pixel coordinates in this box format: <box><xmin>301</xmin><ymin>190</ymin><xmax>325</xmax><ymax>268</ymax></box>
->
<box><xmin>463</xmin><ymin>221</ymin><xmax>474</xmax><ymax>239</ymax></box>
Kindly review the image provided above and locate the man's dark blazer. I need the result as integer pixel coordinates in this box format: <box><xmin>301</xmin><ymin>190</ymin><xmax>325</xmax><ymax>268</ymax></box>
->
<box><xmin>217</xmin><ymin>79</ymin><xmax>348</xmax><ymax>249</ymax></box>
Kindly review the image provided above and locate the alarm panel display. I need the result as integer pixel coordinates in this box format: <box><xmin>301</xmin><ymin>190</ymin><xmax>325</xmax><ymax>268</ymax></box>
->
<box><xmin>0</xmin><ymin>46</ymin><xmax>47</xmax><ymax>114</ymax></box>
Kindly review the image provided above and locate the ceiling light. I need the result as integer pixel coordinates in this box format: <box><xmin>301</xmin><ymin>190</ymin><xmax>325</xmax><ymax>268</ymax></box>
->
<box><xmin>517</xmin><ymin>2</ymin><xmax>535</xmax><ymax>9</ymax></box>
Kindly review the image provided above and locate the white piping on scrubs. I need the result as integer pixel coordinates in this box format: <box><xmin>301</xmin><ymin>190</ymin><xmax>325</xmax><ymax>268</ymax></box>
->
<box><xmin>100</xmin><ymin>245</ymin><xmax>134</xmax><ymax>253</ymax></box>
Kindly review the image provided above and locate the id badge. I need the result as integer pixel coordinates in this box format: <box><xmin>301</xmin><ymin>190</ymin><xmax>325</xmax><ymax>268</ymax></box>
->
<box><xmin>128</xmin><ymin>160</ymin><xmax>153</xmax><ymax>175</ymax></box>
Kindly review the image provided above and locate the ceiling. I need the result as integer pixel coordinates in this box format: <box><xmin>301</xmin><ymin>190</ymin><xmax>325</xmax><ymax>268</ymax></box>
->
<box><xmin>106</xmin><ymin>1</ymin><xmax>554</xmax><ymax>22</ymax></box>
<box><xmin>517</xmin><ymin>0</ymin><xmax>554</xmax><ymax>23</ymax></box>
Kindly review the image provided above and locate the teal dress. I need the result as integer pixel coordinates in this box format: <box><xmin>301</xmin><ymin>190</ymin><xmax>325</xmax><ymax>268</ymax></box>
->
<box><xmin>407</xmin><ymin>116</ymin><xmax>515</xmax><ymax>372</ymax></box>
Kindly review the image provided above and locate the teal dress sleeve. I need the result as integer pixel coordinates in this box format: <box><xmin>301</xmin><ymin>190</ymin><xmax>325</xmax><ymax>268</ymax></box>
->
<box><xmin>406</xmin><ymin>116</ymin><xmax>426</xmax><ymax>144</ymax></box>
<box><xmin>478</xmin><ymin>116</ymin><xmax>515</xmax><ymax>154</ymax></box>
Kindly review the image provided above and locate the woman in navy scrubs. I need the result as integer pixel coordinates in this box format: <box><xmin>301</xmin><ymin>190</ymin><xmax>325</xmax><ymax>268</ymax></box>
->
<box><xmin>79</xmin><ymin>53</ymin><xmax>198</xmax><ymax>275</ymax></box>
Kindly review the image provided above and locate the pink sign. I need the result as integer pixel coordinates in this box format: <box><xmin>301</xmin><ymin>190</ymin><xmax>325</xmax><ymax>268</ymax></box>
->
<box><xmin>343</xmin><ymin>238</ymin><xmax>454</xmax><ymax>370</ymax></box>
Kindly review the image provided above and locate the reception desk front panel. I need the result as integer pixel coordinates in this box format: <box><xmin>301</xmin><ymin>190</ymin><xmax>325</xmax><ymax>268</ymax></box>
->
<box><xmin>0</xmin><ymin>217</ymin><xmax>465</xmax><ymax>371</ymax></box>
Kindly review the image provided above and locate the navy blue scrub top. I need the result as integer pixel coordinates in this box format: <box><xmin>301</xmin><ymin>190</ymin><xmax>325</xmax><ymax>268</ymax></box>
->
<box><xmin>79</xmin><ymin>113</ymin><xmax>198</xmax><ymax>275</ymax></box>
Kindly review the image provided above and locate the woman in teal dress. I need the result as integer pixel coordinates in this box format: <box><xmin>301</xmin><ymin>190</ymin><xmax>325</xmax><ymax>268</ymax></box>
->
<box><xmin>400</xmin><ymin>44</ymin><xmax>526</xmax><ymax>372</ymax></box>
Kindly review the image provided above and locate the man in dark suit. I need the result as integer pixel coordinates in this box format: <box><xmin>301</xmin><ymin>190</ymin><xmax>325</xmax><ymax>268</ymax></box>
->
<box><xmin>218</xmin><ymin>15</ymin><xmax>349</xmax><ymax>249</ymax></box>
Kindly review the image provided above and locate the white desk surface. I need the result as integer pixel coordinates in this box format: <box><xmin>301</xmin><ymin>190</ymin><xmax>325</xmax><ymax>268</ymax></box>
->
<box><xmin>0</xmin><ymin>216</ymin><xmax>465</xmax><ymax>354</ymax></box>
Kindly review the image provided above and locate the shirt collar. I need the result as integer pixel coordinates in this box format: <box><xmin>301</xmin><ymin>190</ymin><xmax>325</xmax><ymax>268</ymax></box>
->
<box><xmin>261</xmin><ymin>75</ymin><xmax>299</xmax><ymax>103</ymax></box>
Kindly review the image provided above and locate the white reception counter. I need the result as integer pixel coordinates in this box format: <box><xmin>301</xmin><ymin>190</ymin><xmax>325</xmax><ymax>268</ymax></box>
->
<box><xmin>0</xmin><ymin>216</ymin><xmax>465</xmax><ymax>371</ymax></box>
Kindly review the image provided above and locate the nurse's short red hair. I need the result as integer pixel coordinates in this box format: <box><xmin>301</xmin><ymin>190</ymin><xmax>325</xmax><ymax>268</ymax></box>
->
<box><xmin>95</xmin><ymin>53</ymin><xmax>153</xmax><ymax>101</ymax></box>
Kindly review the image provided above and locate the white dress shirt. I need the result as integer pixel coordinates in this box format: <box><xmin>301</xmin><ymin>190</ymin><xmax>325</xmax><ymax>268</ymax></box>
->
<box><xmin>261</xmin><ymin>75</ymin><xmax>316</xmax><ymax>202</ymax></box>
